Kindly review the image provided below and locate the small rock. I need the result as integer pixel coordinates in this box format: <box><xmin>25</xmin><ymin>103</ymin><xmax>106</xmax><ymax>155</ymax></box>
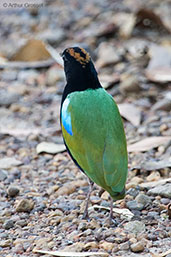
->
<box><xmin>119</xmin><ymin>241</ymin><xmax>130</xmax><ymax>250</ymax></box>
<box><xmin>16</xmin><ymin>199</ymin><xmax>34</xmax><ymax>212</ymax></box>
<box><xmin>120</xmin><ymin>73</ymin><xmax>140</xmax><ymax>94</ymax></box>
<box><xmin>125</xmin><ymin>221</ymin><xmax>145</xmax><ymax>235</ymax></box>
<box><xmin>46</xmin><ymin>66</ymin><xmax>65</xmax><ymax>86</ymax></box>
<box><xmin>3</xmin><ymin>220</ymin><xmax>14</xmax><ymax>230</ymax></box>
<box><xmin>16</xmin><ymin>220</ymin><xmax>27</xmax><ymax>227</ymax></box>
<box><xmin>99</xmin><ymin>241</ymin><xmax>114</xmax><ymax>251</ymax></box>
<box><xmin>148</xmin><ymin>184</ymin><xmax>171</xmax><ymax>198</ymax></box>
<box><xmin>0</xmin><ymin>91</ymin><xmax>20</xmax><ymax>106</ymax></box>
<box><xmin>0</xmin><ymin>239</ymin><xmax>12</xmax><ymax>247</ymax></box>
<box><xmin>146</xmin><ymin>171</ymin><xmax>161</xmax><ymax>182</ymax></box>
<box><xmin>127</xmin><ymin>188</ymin><xmax>140</xmax><ymax>198</ymax></box>
<box><xmin>161</xmin><ymin>198</ymin><xmax>170</xmax><ymax>205</ymax></box>
<box><xmin>135</xmin><ymin>193</ymin><xmax>151</xmax><ymax>207</ymax></box>
<box><xmin>130</xmin><ymin>241</ymin><xmax>144</xmax><ymax>252</ymax></box>
<box><xmin>147</xmin><ymin>211</ymin><xmax>159</xmax><ymax>217</ymax></box>
<box><xmin>152</xmin><ymin>99</ymin><xmax>171</xmax><ymax>111</ymax></box>
<box><xmin>7</xmin><ymin>186</ymin><xmax>20</xmax><ymax>197</ymax></box>
<box><xmin>0</xmin><ymin>157</ymin><xmax>22</xmax><ymax>169</ymax></box>
<box><xmin>96</xmin><ymin>42</ymin><xmax>120</xmax><ymax>68</ymax></box>
<box><xmin>126</xmin><ymin>200</ymin><xmax>144</xmax><ymax>210</ymax></box>
<box><xmin>0</xmin><ymin>170</ymin><xmax>8</xmax><ymax>181</ymax></box>
<box><xmin>84</xmin><ymin>242</ymin><xmax>98</xmax><ymax>250</ymax></box>
<box><xmin>37</xmin><ymin>29</ymin><xmax>65</xmax><ymax>44</ymax></box>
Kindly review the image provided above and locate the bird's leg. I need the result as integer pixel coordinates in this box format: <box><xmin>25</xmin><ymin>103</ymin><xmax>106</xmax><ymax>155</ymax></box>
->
<box><xmin>109</xmin><ymin>197</ymin><xmax>118</xmax><ymax>226</ymax></box>
<box><xmin>82</xmin><ymin>178</ymin><xmax>94</xmax><ymax>220</ymax></box>
<box><xmin>109</xmin><ymin>196</ymin><xmax>114</xmax><ymax>222</ymax></box>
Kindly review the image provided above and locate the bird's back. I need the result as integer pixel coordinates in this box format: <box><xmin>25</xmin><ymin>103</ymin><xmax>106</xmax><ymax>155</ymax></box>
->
<box><xmin>61</xmin><ymin>87</ymin><xmax>128</xmax><ymax>199</ymax></box>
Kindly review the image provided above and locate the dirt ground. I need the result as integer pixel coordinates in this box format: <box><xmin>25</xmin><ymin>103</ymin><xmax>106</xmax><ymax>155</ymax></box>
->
<box><xmin>0</xmin><ymin>0</ymin><xmax>170</xmax><ymax>256</ymax></box>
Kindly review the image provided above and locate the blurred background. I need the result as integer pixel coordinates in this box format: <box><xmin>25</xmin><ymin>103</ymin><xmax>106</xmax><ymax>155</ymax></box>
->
<box><xmin>0</xmin><ymin>0</ymin><xmax>171</xmax><ymax>255</ymax></box>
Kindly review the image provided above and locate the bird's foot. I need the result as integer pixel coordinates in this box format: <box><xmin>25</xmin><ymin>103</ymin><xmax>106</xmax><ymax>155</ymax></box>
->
<box><xmin>82</xmin><ymin>210</ymin><xmax>90</xmax><ymax>221</ymax></box>
<box><xmin>108</xmin><ymin>217</ymin><xmax>118</xmax><ymax>227</ymax></box>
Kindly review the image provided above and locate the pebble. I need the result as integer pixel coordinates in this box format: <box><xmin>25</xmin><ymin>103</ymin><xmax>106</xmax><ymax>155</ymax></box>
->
<box><xmin>7</xmin><ymin>186</ymin><xmax>20</xmax><ymax>197</ymax></box>
<box><xmin>127</xmin><ymin>188</ymin><xmax>140</xmax><ymax>198</ymax></box>
<box><xmin>3</xmin><ymin>220</ymin><xmax>14</xmax><ymax>230</ymax></box>
<box><xmin>0</xmin><ymin>239</ymin><xmax>12</xmax><ymax>248</ymax></box>
<box><xmin>96</xmin><ymin>42</ymin><xmax>120</xmax><ymax>68</ymax></box>
<box><xmin>16</xmin><ymin>199</ymin><xmax>34</xmax><ymax>212</ymax></box>
<box><xmin>99</xmin><ymin>241</ymin><xmax>114</xmax><ymax>251</ymax></box>
<box><xmin>126</xmin><ymin>200</ymin><xmax>144</xmax><ymax>210</ymax></box>
<box><xmin>152</xmin><ymin>99</ymin><xmax>171</xmax><ymax>111</ymax></box>
<box><xmin>135</xmin><ymin>193</ymin><xmax>151</xmax><ymax>206</ymax></box>
<box><xmin>119</xmin><ymin>241</ymin><xmax>130</xmax><ymax>250</ymax></box>
<box><xmin>147</xmin><ymin>211</ymin><xmax>159</xmax><ymax>217</ymax></box>
<box><xmin>130</xmin><ymin>241</ymin><xmax>144</xmax><ymax>252</ymax></box>
<box><xmin>16</xmin><ymin>220</ymin><xmax>28</xmax><ymax>227</ymax></box>
<box><xmin>125</xmin><ymin>221</ymin><xmax>145</xmax><ymax>235</ymax></box>
<box><xmin>0</xmin><ymin>170</ymin><xmax>8</xmax><ymax>181</ymax></box>
<box><xmin>0</xmin><ymin>233</ymin><xmax>8</xmax><ymax>239</ymax></box>
<box><xmin>84</xmin><ymin>241</ymin><xmax>98</xmax><ymax>250</ymax></box>
<box><xmin>0</xmin><ymin>91</ymin><xmax>20</xmax><ymax>106</ymax></box>
<box><xmin>148</xmin><ymin>184</ymin><xmax>171</xmax><ymax>198</ymax></box>
<box><xmin>120</xmin><ymin>74</ymin><xmax>140</xmax><ymax>94</ymax></box>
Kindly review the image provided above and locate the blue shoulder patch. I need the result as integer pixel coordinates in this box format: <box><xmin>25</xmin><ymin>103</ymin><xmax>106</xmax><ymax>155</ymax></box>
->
<box><xmin>61</xmin><ymin>98</ymin><xmax>73</xmax><ymax>136</ymax></box>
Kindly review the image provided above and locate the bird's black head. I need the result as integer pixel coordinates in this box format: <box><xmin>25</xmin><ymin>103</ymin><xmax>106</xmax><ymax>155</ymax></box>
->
<box><xmin>61</xmin><ymin>47</ymin><xmax>101</xmax><ymax>92</ymax></box>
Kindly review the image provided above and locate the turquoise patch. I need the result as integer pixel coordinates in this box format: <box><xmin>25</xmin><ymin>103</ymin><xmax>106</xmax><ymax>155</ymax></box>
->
<box><xmin>61</xmin><ymin>98</ymin><xmax>73</xmax><ymax>136</ymax></box>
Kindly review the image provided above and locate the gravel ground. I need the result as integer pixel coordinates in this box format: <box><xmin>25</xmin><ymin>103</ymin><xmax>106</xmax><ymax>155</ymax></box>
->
<box><xmin>0</xmin><ymin>0</ymin><xmax>170</xmax><ymax>256</ymax></box>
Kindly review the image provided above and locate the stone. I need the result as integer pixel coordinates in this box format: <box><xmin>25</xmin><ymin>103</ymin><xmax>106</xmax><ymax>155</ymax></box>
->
<box><xmin>148</xmin><ymin>184</ymin><xmax>171</xmax><ymax>198</ymax></box>
<box><xmin>46</xmin><ymin>66</ymin><xmax>65</xmax><ymax>86</ymax></box>
<box><xmin>120</xmin><ymin>74</ymin><xmax>140</xmax><ymax>94</ymax></box>
<box><xmin>0</xmin><ymin>170</ymin><xmax>8</xmax><ymax>181</ymax></box>
<box><xmin>16</xmin><ymin>220</ymin><xmax>27</xmax><ymax>227</ymax></box>
<box><xmin>0</xmin><ymin>91</ymin><xmax>20</xmax><ymax>106</ymax></box>
<box><xmin>7</xmin><ymin>186</ymin><xmax>20</xmax><ymax>197</ymax></box>
<box><xmin>3</xmin><ymin>220</ymin><xmax>14</xmax><ymax>230</ymax></box>
<box><xmin>96</xmin><ymin>42</ymin><xmax>120</xmax><ymax>68</ymax></box>
<box><xmin>16</xmin><ymin>199</ymin><xmax>34</xmax><ymax>212</ymax></box>
<box><xmin>135</xmin><ymin>193</ymin><xmax>151</xmax><ymax>207</ymax></box>
<box><xmin>119</xmin><ymin>241</ymin><xmax>130</xmax><ymax>250</ymax></box>
<box><xmin>84</xmin><ymin>242</ymin><xmax>98</xmax><ymax>250</ymax></box>
<box><xmin>126</xmin><ymin>200</ymin><xmax>144</xmax><ymax>210</ymax></box>
<box><xmin>125</xmin><ymin>221</ymin><xmax>145</xmax><ymax>235</ymax></box>
<box><xmin>37</xmin><ymin>29</ymin><xmax>65</xmax><ymax>44</ymax></box>
<box><xmin>0</xmin><ymin>157</ymin><xmax>22</xmax><ymax>169</ymax></box>
<box><xmin>99</xmin><ymin>241</ymin><xmax>114</xmax><ymax>251</ymax></box>
<box><xmin>127</xmin><ymin>188</ymin><xmax>140</xmax><ymax>198</ymax></box>
<box><xmin>152</xmin><ymin>99</ymin><xmax>171</xmax><ymax>111</ymax></box>
<box><xmin>130</xmin><ymin>241</ymin><xmax>144</xmax><ymax>252</ymax></box>
<box><xmin>0</xmin><ymin>239</ymin><xmax>12</xmax><ymax>247</ymax></box>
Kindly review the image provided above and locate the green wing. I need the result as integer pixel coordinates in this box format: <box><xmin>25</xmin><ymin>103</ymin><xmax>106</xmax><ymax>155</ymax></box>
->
<box><xmin>61</xmin><ymin>88</ymin><xmax>128</xmax><ymax>199</ymax></box>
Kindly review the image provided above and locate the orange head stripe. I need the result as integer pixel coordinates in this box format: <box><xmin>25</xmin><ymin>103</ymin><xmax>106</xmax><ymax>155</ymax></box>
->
<box><xmin>67</xmin><ymin>48</ymin><xmax>90</xmax><ymax>65</ymax></box>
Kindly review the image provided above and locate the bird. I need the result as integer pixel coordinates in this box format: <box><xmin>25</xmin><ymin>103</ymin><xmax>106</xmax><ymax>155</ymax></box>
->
<box><xmin>60</xmin><ymin>47</ymin><xmax>128</xmax><ymax>224</ymax></box>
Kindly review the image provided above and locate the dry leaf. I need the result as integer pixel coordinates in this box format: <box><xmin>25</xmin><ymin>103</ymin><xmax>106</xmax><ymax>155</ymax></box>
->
<box><xmin>89</xmin><ymin>205</ymin><xmax>134</xmax><ymax>220</ymax></box>
<box><xmin>33</xmin><ymin>249</ymin><xmax>108</xmax><ymax>256</ymax></box>
<box><xmin>10</xmin><ymin>39</ymin><xmax>51</xmax><ymax>62</ymax></box>
<box><xmin>128</xmin><ymin>136</ymin><xmax>171</xmax><ymax>152</ymax></box>
<box><xmin>36</xmin><ymin>142</ymin><xmax>66</xmax><ymax>154</ymax></box>
<box><xmin>136</xmin><ymin>8</ymin><xmax>170</xmax><ymax>33</ymax></box>
<box><xmin>118</xmin><ymin>103</ymin><xmax>141</xmax><ymax>126</ymax></box>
